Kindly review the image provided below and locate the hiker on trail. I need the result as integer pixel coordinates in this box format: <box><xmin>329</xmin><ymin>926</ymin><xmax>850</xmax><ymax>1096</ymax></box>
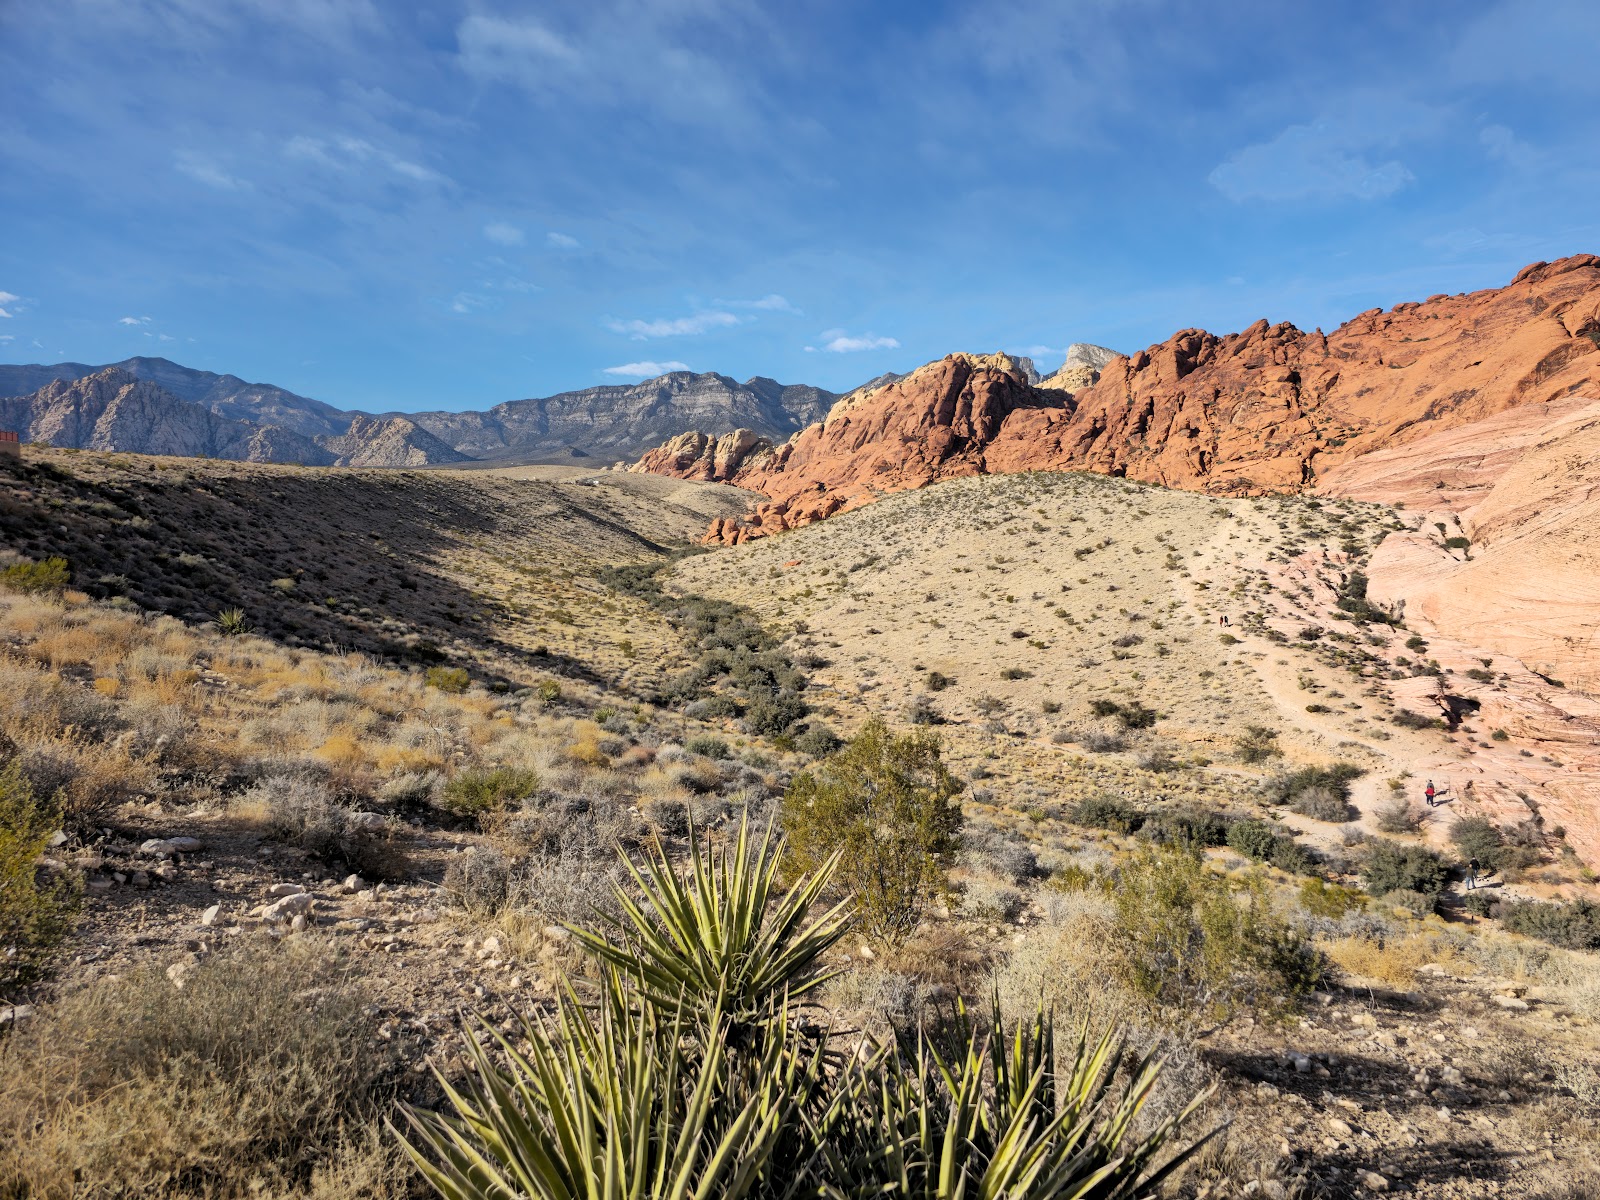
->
<box><xmin>1425</xmin><ymin>779</ymin><xmax>1436</xmax><ymax>807</ymax></box>
<box><xmin>1467</xmin><ymin>858</ymin><xmax>1480</xmax><ymax>890</ymax></box>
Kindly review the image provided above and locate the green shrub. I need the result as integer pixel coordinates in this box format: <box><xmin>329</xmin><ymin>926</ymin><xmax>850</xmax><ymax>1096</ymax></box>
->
<box><xmin>1497</xmin><ymin>898</ymin><xmax>1600</xmax><ymax>950</ymax></box>
<box><xmin>1226</xmin><ymin>819</ymin><xmax>1312</xmax><ymax>874</ymax></box>
<box><xmin>1288</xmin><ymin>785</ymin><xmax>1353</xmax><ymax>823</ymax></box>
<box><xmin>1143</xmin><ymin>807</ymin><xmax>1229</xmax><ymax>848</ymax></box>
<box><xmin>439</xmin><ymin>766</ymin><xmax>541</xmax><ymax>819</ymax></box>
<box><xmin>1374</xmin><ymin>797</ymin><xmax>1418</xmax><ymax>834</ymax></box>
<box><xmin>1391</xmin><ymin>709</ymin><xmax>1440</xmax><ymax>730</ymax></box>
<box><xmin>1361</xmin><ymin>838</ymin><xmax>1447</xmax><ymax>900</ymax></box>
<box><xmin>1</xmin><ymin>556</ymin><xmax>70</xmax><ymax>596</ymax></box>
<box><xmin>1069</xmin><ymin>793</ymin><xmax>1145</xmax><ymax>835</ymax></box>
<box><xmin>685</xmin><ymin>734</ymin><xmax>731</xmax><ymax>760</ymax></box>
<box><xmin>0</xmin><ymin>761</ymin><xmax>80</xmax><ymax>991</ymax></box>
<box><xmin>1450</xmin><ymin>816</ymin><xmax>1508</xmax><ymax>872</ymax></box>
<box><xmin>1298</xmin><ymin>877</ymin><xmax>1364</xmax><ymax>919</ymax></box>
<box><xmin>424</xmin><ymin>665</ymin><xmax>470</xmax><ymax>693</ymax></box>
<box><xmin>793</xmin><ymin>724</ymin><xmax>841</xmax><ymax>758</ymax></box>
<box><xmin>1088</xmin><ymin>698</ymin><xmax>1158</xmax><ymax>730</ymax></box>
<box><xmin>213</xmin><ymin>607</ymin><xmax>251</xmax><ymax>636</ymax></box>
<box><xmin>782</xmin><ymin>718</ymin><xmax>963</xmax><ymax>944</ymax></box>
<box><xmin>536</xmin><ymin>678</ymin><xmax>562</xmax><ymax>704</ymax></box>
<box><xmin>1111</xmin><ymin>844</ymin><xmax>1321</xmax><ymax>1022</ymax></box>
<box><xmin>1268</xmin><ymin>762</ymin><xmax>1364</xmax><ymax>806</ymax></box>
<box><xmin>1234</xmin><ymin>725</ymin><xmax>1281</xmax><ymax>763</ymax></box>
<box><xmin>924</xmin><ymin>670</ymin><xmax>953</xmax><ymax>691</ymax></box>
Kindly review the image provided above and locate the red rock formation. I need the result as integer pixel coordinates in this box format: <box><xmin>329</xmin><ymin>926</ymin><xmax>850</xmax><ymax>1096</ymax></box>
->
<box><xmin>629</xmin><ymin>428</ymin><xmax>772</xmax><ymax>483</ymax></box>
<box><xmin>633</xmin><ymin>256</ymin><xmax>1600</xmax><ymax>543</ymax></box>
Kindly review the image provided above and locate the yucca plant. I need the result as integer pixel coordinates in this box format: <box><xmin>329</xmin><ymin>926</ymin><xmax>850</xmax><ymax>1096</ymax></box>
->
<box><xmin>401</xmin><ymin>819</ymin><xmax>1216</xmax><ymax>1200</ymax></box>
<box><xmin>399</xmin><ymin>971</ymin><xmax>825</xmax><ymax>1200</ymax></box>
<box><xmin>803</xmin><ymin>998</ymin><xmax>1218</xmax><ymax>1199</ymax></box>
<box><xmin>570</xmin><ymin>816</ymin><xmax>852</xmax><ymax>1023</ymax></box>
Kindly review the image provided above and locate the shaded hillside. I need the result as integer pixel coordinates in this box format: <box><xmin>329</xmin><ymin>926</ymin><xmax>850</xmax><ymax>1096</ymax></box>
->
<box><xmin>0</xmin><ymin>448</ymin><xmax>748</xmax><ymax>693</ymax></box>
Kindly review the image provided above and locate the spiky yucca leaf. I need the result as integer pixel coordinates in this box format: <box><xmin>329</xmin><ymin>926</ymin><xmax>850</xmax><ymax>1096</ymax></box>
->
<box><xmin>802</xmin><ymin>997</ymin><xmax>1220</xmax><ymax>1200</ymax></box>
<box><xmin>396</xmin><ymin>970</ymin><xmax>821</xmax><ymax>1200</ymax></box>
<box><xmin>572</xmin><ymin>816</ymin><xmax>852</xmax><ymax>1021</ymax></box>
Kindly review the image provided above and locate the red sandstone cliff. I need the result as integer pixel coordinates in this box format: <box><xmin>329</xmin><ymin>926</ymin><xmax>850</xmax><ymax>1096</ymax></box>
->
<box><xmin>633</xmin><ymin>256</ymin><xmax>1600</xmax><ymax>544</ymax></box>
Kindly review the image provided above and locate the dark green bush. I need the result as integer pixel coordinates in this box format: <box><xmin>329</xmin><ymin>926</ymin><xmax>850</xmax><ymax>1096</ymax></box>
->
<box><xmin>0</xmin><ymin>556</ymin><xmax>70</xmax><ymax>596</ymax></box>
<box><xmin>439</xmin><ymin>766</ymin><xmax>541</xmax><ymax>819</ymax></box>
<box><xmin>1226</xmin><ymin>819</ymin><xmax>1313</xmax><ymax>873</ymax></box>
<box><xmin>782</xmin><ymin>718</ymin><xmax>962</xmax><ymax>944</ymax></box>
<box><xmin>924</xmin><ymin>670</ymin><xmax>953</xmax><ymax>691</ymax></box>
<box><xmin>0</xmin><ymin>761</ymin><xmax>80</xmax><ymax>990</ymax></box>
<box><xmin>424</xmin><ymin>665</ymin><xmax>470</xmax><ymax>693</ymax></box>
<box><xmin>1361</xmin><ymin>838</ymin><xmax>1447</xmax><ymax>899</ymax></box>
<box><xmin>1234</xmin><ymin>725</ymin><xmax>1281</xmax><ymax>764</ymax></box>
<box><xmin>1497</xmin><ymin>898</ymin><xmax>1600</xmax><ymax>950</ymax></box>
<box><xmin>1142</xmin><ymin>806</ymin><xmax>1229</xmax><ymax>848</ymax></box>
<box><xmin>1069</xmin><ymin>794</ymin><xmax>1145</xmax><ymax>835</ymax></box>
<box><xmin>685</xmin><ymin>734</ymin><xmax>731</xmax><ymax>761</ymax></box>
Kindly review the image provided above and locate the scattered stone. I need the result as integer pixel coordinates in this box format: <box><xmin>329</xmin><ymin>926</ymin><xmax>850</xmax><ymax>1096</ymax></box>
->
<box><xmin>1327</xmin><ymin>1117</ymin><xmax>1355</xmax><ymax>1139</ymax></box>
<box><xmin>1491</xmin><ymin>994</ymin><xmax>1530</xmax><ymax>1011</ymax></box>
<box><xmin>343</xmin><ymin>873</ymin><xmax>364</xmax><ymax>893</ymax></box>
<box><xmin>166</xmin><ymin>961</ymin><xmax>194</xmax><ymax>989</ymax></box>
<box><xmin>1288</xmin><ymin>1052</ymin><xmax>1312</xmax><ymax>1074</ymax></box>
<box><xmin>1356</xmin><ymin>1170</ymin><xmax>1389</xmax><ymax>1192</ymax></box>
<box><xmin>347</xmin><ymin>812</ymin><xmax>387</xmax><ymax>831</ymax></box>
<box><xmin>262</xmin><ymin>892</ymin><xmax>315</xmax><ymax>921</ymax></box>
<box><xmin>268</xmin><ymin>883</ymin><xmax>307</xmax><ymax>897</ymax></box>
<box><xmin>290</xmin><ymin>914</ymin><xmax>308</xmax><ymax>933</ymax></box>
<box><xmin>200</xmin><ymin>903</ymin><xmax>221</xmax><ymax>927</ymax></box>
<box><xmin>140</xmin><ymin>836</ymin><xmax>203</xmax><ymax>857</ymax></box>
<box><xmin>0</xmin><ymin>1004</ymin><xmax>35</xmax><ymax>1029</ymax></box>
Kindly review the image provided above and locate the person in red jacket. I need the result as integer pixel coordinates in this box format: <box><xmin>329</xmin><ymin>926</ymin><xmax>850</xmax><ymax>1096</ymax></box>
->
<box><xmin>1425</xmin><ymin>779</ymin><xmax>1436</xmax><ymax>807</ymax></box>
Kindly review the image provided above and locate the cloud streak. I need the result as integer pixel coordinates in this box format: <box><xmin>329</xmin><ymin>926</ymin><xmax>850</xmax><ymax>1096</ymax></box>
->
<box><xmin>603</xmin><ymin>360</ymin><xmax>691</xmax><ymax>376</ymax></box>
<box><xmin>483</xmin><ymin>221</ymin><xmax>524</xmax><ymax>245</ymax></box>
<box><xmin>807</xmin><ymin>330</ymin><xmax>900</xmax><ymax>353</ymax></box>
<box><xmin>606</xmin><ymin>311</ymin><xmax>740</xmax><ymax>339</ymax></box>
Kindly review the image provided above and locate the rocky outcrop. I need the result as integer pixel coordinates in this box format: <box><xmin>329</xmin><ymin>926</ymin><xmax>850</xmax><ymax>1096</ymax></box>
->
<box><xmin>643</xmin><ymin>256</ymin><xmax>1600</xmax><ymax>544</ymax></box>
<box><xmin>629</xmin><ymin>429</ymin><xmax>773</xmax><ymax>482</ymax></box>
<box><xmin>1040</xmin><ymin>342</ymin><xmax>1121</xmax><ymax>391</ymax></box>
<box><xmin>319</xmin><ymin>414</ymin><xmax>472</xmax><ymax>468</ymax></box>
<box><xmin>0</xmin><ymin>369</ymin><xmax>336</xmax><ymax>464</ymax></box>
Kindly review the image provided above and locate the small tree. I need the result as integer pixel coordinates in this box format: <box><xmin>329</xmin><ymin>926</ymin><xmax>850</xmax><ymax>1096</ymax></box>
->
<box><xmin>0</xmin><ymin>760</ymin><xmax>81</xmax><ymax>990</ymax></box>
<box><xmin>782</xmin><ymin>717</ymin><xmax>962</xmax><ymax>944</ymax></box>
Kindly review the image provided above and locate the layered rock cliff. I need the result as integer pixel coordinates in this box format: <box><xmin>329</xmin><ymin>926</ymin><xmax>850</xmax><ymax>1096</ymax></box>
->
<box><xmin>636</xmin><ymin>256</ymin><xmax>1600</xmax><ymax>544</ymax></box>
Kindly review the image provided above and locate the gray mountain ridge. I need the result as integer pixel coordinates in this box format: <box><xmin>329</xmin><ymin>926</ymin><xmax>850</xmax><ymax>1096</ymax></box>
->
<box><xmin>0</xmin><ymin>357</ymin><xmax>840</xmax><ymax>468</ymax></box>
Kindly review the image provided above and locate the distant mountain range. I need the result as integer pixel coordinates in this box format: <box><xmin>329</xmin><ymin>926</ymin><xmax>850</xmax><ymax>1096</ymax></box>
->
<box><xmin>0</xmin><ymin>356</ymin><xmax>838</xmax><ymax>468</ymax></box>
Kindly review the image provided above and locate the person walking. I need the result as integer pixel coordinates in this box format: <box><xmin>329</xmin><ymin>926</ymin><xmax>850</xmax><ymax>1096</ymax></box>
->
<box><xmin>1425</xmin><ymin>779</ymin><xmax>1436</xmax><ymax>807</ymax></box>
<box><xmin>1467</xmin><ymin>857</ymin><xmax>1480</xmax><ymax>890</ymax></box>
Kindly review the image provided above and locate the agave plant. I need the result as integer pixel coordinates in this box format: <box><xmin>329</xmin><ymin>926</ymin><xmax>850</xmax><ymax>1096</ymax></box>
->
<box><xmin>401</xmin><ymin>818</ymin><xmax>1217</xmax><ymax>1200</ymax></box>
<box><xmin>570</xmin><ymin>816</ymin><xmax>852</xmax><ymax>1023</ymax></box>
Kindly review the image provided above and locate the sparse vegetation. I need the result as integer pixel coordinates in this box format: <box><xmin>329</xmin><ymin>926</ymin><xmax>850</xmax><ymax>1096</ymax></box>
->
<box><xmin>0</xmin><ymin>556</ymin><xmax>70</xmax><ymax>596</ymax></box>
<box><xmin>0</xmin><ymin>760</ymin><xmax>80</xmax><ymax>991</ymax></box>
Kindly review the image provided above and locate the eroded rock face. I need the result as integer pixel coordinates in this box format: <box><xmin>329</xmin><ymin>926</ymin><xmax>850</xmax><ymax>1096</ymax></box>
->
<box><xmin>629</xmin><ymin>428</ymin><xmax>773</xmax><ymax>482</ymax></box>
<box><xmin>634</xmin><ymin>256</ymin><xmax>1600</xmax><ymax>544</ymax></box>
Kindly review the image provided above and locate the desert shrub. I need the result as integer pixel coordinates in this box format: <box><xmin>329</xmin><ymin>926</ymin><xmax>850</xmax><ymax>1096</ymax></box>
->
<box><xmin>1225</xmin><ymin>819</ymin><xmax>1313</xmax><ymax>874</ymax></box>
<box><xmin>924</xmin><ymin>670</ymin><xmax>953</xmax><ymax>691</ymax></box>
<box><xmin>214</xmin><ymin>607</ymin><xmax>251</xmax><ymax>636</ymax></box>
<box><xmin>1111</xmin><ymin>844</ymin><xmax>1321</xmax><ymax>1021</ymax></box>
<box><xmin>424</xmin><ymin>665</ymin><xmax>470</xmax><ymax>693</ymax></box>
<box><xmin>1089</xmin><ymin>698</ymin><xmax>1158</xmax><ymax>730</ymax></box>
<box><xmin>641</xmin><ymin>795</ymin><xmax>689</xmax><ymax>837</ymax></box>
<box><xmin>999</xmin><ymin>667</ymin><xmax>1033</xmax><ymax>680</ymax></box>
<box><xmin>793</xmin><ymin>723</ymin><xmax>841</xmax><ymax>758</ymax></box>
<box><xmin>535</xmin><ymin>679</ymin><xmax>562</xmax><ymax>704</ymax></box>
<box><xmin>1391</xmin><ymin>708</ymin><xmax>1440</xmax><ymax>730</ymax></box>
<box><xmin>782</xmin><ymin>717</ymin><xmax>963</xmax><ymax>944</ymax></box>
<box><xmin>903</xmin><ymin>694</ymin><xmax>943</xmax><ymax>726</ymax></box>
<box><xmin>1461</xmin><ymin>891</ymin><xmax>1495</xmax><ymax>918</ymax></box>
<box><xmin>17</xmin><ymin>740</ymin><xmax>140</xmax><ymax>834</ymax></box>
<box><xmin>1142</xmin><ymin>807</ymin><xmax>1229</xmax><ymax>848</ymax></box>
<box><xmin>1</xmin><ymin>556</ymin><xmax>70</xmax><ymax>596</ymax></box>
<box><xmin>963</xmin><ymin>829</ymin><xmax>1038</xmax><ymax>883</ymax></box>
<box><xmin>962</xmin><ymin>878</ymin><xmax>1026</xmax><ymax>923</ymax></box>
<box><xmin>244</xmin><ymin>772</ymin><xmax>410</xmax><ymax>880</ymax></box>
<box><xmin>1497</xmin><ymin>898</ymin><xmax>1600</xmax><ymax>951</ymax></box>
<box><xmin>439</xmin><ymin>765</ymin><xmax>541</xmax><ymax>819</ymax></box>
<box><xmin>1080</xmin><ymin>728</ymin><xmax>1127</xmax><ymax>753</ymax></box>
<box><xmin>1070</xmin><ymin>793</ymin><xmax>1145</xmax><ymax>835</ymax></box>
<box><xmin>1361</xmin><ymin>838</ymin><xmax>1447</xmax><ymax>900</ymax></box>
<box><xmin>1374</xmin><ymin>796</ymin><xmax>1418</xmax><ymax>834</ymax></box>
<box><xmin>1135</xmin><ymin>746</ymin><xmax>1180</xmax><ymax>774</ymax></box>
<box><xmin>443</xmin><ymin>845</ymin><xmax>516</xmax><ymax>914</ymax></box>
<box><xmin>0</xmin><ymin>944</ymin><xmax>399</xmax><ymax>1198</ymax></box>
<box><xmin>684</xmin><ymin>734</ymin><xmax>731</xmax><ymax>760</ymax></box>
<box><xmin>1234</xmin><ymin>725</ymin><xmax>1281</xmax><ymax>763</ymax></box>
<box><xmin>0</xmin><ymin>761</ymin><xmax>80</xmax><ymax>991</ymax></box>
<box><xmin>1288</xmin><ymin>784</ymin><xmax>1353</xmax><ymax>823</ymax></box>
<box><xmin>1297</xmin><ymin>877</ymin><xmax>1365</xmax><ymax>919</ymax></box>
<box><xmin>1268</xmin><ymin>762</ymin><xmax>1364</xmax><ymax>807</ymax></box>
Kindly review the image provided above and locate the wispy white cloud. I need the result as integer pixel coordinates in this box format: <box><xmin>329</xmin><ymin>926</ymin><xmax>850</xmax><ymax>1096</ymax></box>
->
<box><xmin>284</xmin><ymin>134</ymin><xmax>447</xmax><ymax>184</ymax></box>
<box><xmin>807</xmin><ymin>329</ymin><xmax>899</xmax><ymax>353</ymax></box>
<box><xmin>1207</xmin><ymin>97</ymin><xmax>1442</xmax><ymax>204</ymax></box>
<box><xmin>606</xmin><ymin>310</ymin><xmax>740</xmax><ymax>339</ymax></box>
<box><xmin>457</xmin><ymin>15</ymin><xmax>579</xmax><ymax>84</ymax></box>
<box><xmin>450</xmin><ymin>292</ymin><xmax>489</xmax><ymax>314</ymax></box>
<box><xmin>118</xmin><ymin>315</ymin><xmax>152</xmax><ymax>325</ymax></box>
<box><xmin>603</xmin><ymin>360</ymin><xmax>692</xmax><ymax>377</ymax></box>
<box><xmin>547</xmin><ymin>231</ymin><xmax>580</xmax><ymax>249</ymax></box>
<box><xmin>174</xmin><ymin>150</ymin><xmax>249</xmax><ymax>190</ymax></box>
<box><xmin>719</xmin><ymin>293</ymin><xmax>800</xmax><ymax>314</ymax></box>
<box><xmin>484</xmin><ymin>221</ymin><xmax>525</xmax><ymax>245</ymax></box>
<box><xmin>0</xmin><ymin>290</ymin><xmax>17</xmax><ymax>318</ymax></box>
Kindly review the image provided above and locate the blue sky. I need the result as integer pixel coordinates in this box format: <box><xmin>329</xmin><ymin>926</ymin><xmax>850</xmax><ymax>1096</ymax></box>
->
<box><xmin>2</xmin><ymin>0</ymin><xmax>1598</xmax><ymax>413</ymax></box>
